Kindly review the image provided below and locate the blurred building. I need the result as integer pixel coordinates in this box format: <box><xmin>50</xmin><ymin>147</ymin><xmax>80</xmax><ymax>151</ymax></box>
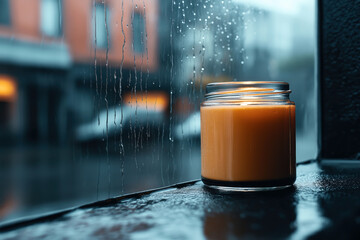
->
<box><xmin>0</xmin><ymin>0</ymin><xmax>159</xmax><ymax>145</ymax></box>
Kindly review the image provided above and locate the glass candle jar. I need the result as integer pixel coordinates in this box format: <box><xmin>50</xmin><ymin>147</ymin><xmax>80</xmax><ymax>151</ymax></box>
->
<box><xmin>201</xmin><ymin>81</ymin><xmax>296</xmax><ymax>191</ymax></box>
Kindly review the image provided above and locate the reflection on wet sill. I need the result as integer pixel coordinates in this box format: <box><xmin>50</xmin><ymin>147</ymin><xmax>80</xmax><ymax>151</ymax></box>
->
<box><xmin>2</xmin><ymin>161</ymin><xmax>360</xmax><ymax>239</ymax></box>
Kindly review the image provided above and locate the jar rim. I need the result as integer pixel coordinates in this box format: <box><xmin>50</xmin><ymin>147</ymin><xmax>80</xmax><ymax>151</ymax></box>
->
<box><xmin>206</xmin><ymin>81</ymin><xmax>289</xmax><ymax>94</ymax></box>
<box><xmin>204</xmin><ymin>81</ymin><xmax>291</xmax><ymax>102</ymax></box>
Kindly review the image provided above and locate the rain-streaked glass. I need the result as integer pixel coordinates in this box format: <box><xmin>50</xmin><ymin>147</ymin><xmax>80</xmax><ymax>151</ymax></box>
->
<box><xmin>0</xmin><ymin>0</ymin><xmax>316</xmax><ymax>223</ymax></box>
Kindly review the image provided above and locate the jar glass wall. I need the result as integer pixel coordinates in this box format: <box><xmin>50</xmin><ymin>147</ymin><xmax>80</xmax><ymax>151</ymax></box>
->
<box><xmin>201</xmin><ymin>81</ymin><xmax>296</xmax><ymax>191</ymax></box>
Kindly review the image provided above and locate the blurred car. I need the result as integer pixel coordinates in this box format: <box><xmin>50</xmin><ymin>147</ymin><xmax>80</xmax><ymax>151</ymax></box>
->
<box><xmin>76</xmin><ymin>91</ymin><xmax>169</xmax><ymax>144</ymax></box>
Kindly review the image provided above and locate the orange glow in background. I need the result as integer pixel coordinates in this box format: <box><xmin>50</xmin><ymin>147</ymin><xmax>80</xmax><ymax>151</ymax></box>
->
<box><xmin>0</xmin><ymin>76</ymin><xmax>17</xmax><ymax>101</ymax></box>
<box><xmin>124</xmin><ymin>91</ymin><xmax>169</xmax><ymax>112</ymax></box>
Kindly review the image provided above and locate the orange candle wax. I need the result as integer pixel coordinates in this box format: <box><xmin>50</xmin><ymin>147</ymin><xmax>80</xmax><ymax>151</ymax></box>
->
<box><xmin>201</xmin><ymin>105</ymin><xmax>295</xmax><ymax>182</ymax></box>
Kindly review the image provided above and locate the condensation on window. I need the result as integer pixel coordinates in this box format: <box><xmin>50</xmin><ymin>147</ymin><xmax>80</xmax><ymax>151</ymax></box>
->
<box><xmin>0</xmin><ymin>0</ymin><xmax>316</xmax><ymax>223</ymax></box>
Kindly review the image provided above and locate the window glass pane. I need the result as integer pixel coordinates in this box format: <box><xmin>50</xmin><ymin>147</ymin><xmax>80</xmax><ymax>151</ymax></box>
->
<box><xmin>93</xmin><ymin>3</ymin><xmax>111</xmax><ymax>49</ymax></box>
<box><xmin>0</xmin><ymin>0</ymin><xmax>11</xmax><ymax>26</ymax></box>
<box><xmin>0</xmin><ymin>0</ymin><xmax>316</xmax><ymax>223</ymax></box>
<box><xmin>133</xmin><ymin>12</ymin><xmax>146</xmax><ymax>53</ymax></box>
<box><xmin>41</xmin><ymin>0</ymin><xmax>62</xmax><ymax>37</ymax></box>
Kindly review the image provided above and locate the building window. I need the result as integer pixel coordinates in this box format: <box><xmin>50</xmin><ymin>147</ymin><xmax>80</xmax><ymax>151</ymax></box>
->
<box><xmin>133</xmin><ymin>12</ymin><xmax>146</xmax><ymax>54</ymax></box>
<box><xmin>0</xmin><ymin>0</ymin><xmax>11</xmax><ymax>26</ymax></box>
<box><xmin>40</xmin><ymin>0</ymin><xmax>62</xmax><ymax>37</ymax></box>
<box><xmin>93</xmin><ymin>3</ymin><xmax>111</xmax><ymax>49</ymax></box>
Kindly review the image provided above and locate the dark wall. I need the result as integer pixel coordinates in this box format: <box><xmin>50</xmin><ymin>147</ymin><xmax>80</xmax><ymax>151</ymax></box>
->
<box><xmin>319</xmin><ymin>0</ymin><xmax>360</xmax><ymax>159</ymax></box>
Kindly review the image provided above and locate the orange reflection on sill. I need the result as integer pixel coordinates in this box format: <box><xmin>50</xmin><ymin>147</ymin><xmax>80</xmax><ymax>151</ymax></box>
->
<box><xmin>124</xmin><ymin>91</ymin><xmax>169</xmax><ymax>112</ymax></box>
<box><xmin>0</xmin><ymin>76</ymin><xmax>17</xmax><ymax>101</ymax></box>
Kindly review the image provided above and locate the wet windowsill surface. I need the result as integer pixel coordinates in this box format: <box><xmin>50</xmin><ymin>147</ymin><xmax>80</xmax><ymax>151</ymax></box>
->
<box><xmin>1</xmin><ymin>161</ymin><xmax>360</xmax><ymax>239</ymax></box>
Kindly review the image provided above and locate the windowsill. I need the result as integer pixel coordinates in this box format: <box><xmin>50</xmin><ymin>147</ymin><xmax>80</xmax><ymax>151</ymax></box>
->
<box><xmin>1</xmin><ymin>161</ymin><xmax>360</xmax><ymax>238</ymax></box>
